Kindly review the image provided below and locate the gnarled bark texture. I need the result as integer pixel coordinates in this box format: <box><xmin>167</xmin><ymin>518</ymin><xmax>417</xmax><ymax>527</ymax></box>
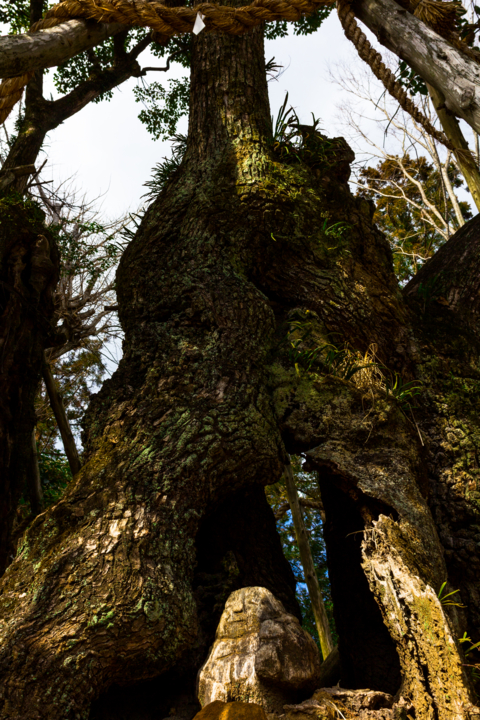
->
<box><xmin>0</xmin><ymin>9</ymin><xmax>479</xmax><ymax>720</ymax></box>
<box><xmin>0</xmin><ymin>197</ymin><xmax>58</xmax><ymax>576</ymax></box>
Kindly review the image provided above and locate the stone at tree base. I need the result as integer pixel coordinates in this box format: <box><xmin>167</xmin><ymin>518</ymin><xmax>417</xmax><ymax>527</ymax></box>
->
<box><xmin>283</xmin><ymin>687</ymin><xmax>400</xmax><ymax>720</ymax></box>
<box><xmin>197</xmin><ymin>587</ymin><xmax>321</xmax><ymax>713</ymax></box>
<box><xmin>193</xmin><ymin>701</ymin><xmax>268</xmax><ymax>720</ymax></box>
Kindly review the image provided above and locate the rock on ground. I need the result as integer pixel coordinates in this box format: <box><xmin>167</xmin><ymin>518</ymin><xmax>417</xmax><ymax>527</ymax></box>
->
<box><xmin>193</xmin><ymin>701</ymin><xmax>268</xmax><ymax>720</ymax></box>
<box><xmin>283</xmin><ymin>687</ymin><xmax>410</xmax><ymax>719</ymax></box>
<box><xmin>197</xmin><ymin>587</ymin><xmax>321</xmax><ymax>713</ymax></box>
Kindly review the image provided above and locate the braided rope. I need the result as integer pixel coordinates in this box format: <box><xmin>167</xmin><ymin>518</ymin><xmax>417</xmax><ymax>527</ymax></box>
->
<box><xmin>336</xmin><ymin>0</ymin><xmax>454</xmax><ymax>151</ymax></box>
<box><xmin>0</xmin><ymin>0</ymin><xmax>334</xmax><ymax>124</ymax></box>
<box><xmin>0</xmin><ymin>0</ymin><xmax>472</xmax><ymax>153</ymax></box>
<box><xmin>30</xmin><ymin>0</ymin><xmax>334</xmax><ymax>35</ymax></box>
<box><xmin>0</xmin><ymin>73</ymin><xmax>33</xmax><ymax>124</ymax></box>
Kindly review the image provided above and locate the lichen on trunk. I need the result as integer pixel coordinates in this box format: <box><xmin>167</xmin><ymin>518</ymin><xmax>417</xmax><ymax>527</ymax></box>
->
<box><xmin>0</xmin><ymin>8</ymin><xmax>479</xmax><ymax>720</ymax></box>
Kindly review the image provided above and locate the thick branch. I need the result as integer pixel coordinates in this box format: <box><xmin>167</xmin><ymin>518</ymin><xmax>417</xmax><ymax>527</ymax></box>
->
<box><xmin>0</xmin><ymin>20</ymin><xmax>125</xmax><ymax>79</ymax></box>
<box><xmin>3</xmin><ymin>46</ymin><xmax>148</xmax><ymax>174</ymax></box>
<box><xmin>353</xmin><ymin>0</ymin><xmax>480</xmax><ymax>134</ymax></box>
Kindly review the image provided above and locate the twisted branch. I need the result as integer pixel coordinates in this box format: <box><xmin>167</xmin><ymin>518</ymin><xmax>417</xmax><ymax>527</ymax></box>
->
<box><xmin>336</xmin><ymin>0</ymin><xmax>454</xmax><ymax>151</ymax></box>
<box><xmin>0</xmin><ymin>0</ymin><xmax>476</xmax><ymax>154</ymax></box>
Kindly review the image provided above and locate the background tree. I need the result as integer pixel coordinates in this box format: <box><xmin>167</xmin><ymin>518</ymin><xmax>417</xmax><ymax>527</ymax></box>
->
<box><xmin>357</xmin><ymin>155</ymin><xmax>472</xmax><ymax>282</ymax></box>
<box><xmin>1</xmin><ymin>1</ymin><xmax>480</xmax><ymax>719</ymax></box>
<box><xmin>329</xmin><ymin>61</ymin><xmax>475</xmax><ymax>281</ymax></box>
<box><xmin>1</xmin><ymin>121</ymin><xmax>128</xmax><ymax>540</ymax></box>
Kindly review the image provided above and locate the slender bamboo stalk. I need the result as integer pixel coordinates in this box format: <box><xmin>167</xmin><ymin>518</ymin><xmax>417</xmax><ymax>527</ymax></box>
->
<box><xmin>284</xmin><ymin>462</ymin><xmax>334</xmax><ymax>661</ymax></box>
<box><xmin>42</xmin><ymin>357</ymin><xmax>81</xmax><ymax>477</ymax></box>
<box><xmin>428</xmin><ymin>84</ymin><xmax>480</xmax><ymax>214</ymax></box>
<box><xmin>28</xmin><ymin>428</ymin><xmax>44</xmax><ymax>516</ymax></box>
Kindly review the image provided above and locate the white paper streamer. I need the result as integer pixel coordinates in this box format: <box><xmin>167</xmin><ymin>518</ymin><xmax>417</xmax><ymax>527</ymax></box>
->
<box><xmin>193</xmin><ymin>12</ymin><xmax>206</xmax><ymax>34</ymax></box>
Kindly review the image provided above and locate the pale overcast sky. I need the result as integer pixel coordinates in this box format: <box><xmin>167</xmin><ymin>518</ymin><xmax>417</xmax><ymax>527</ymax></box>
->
<box><xmin>2</xmin><ymin>12</ymin><xmax>476</xmax><ymax>220</ymax></box>
<box><xmin>24</xmin><ymin>12</ymin><xmax>367</xmax><ymax>219</ymax></box>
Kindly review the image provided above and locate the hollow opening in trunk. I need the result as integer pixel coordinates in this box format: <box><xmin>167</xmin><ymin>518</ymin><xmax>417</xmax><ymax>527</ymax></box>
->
<box><xmin>90</xmin><ymin>484</ymin><xmax>303</xmax><ymax>719</ymax></box>
<box><xmin>89</xmin><ymin>667</ymin><xmax>200</xmax><ymax>720</ymax></box>
<box><xmin>318</xmin><ymin>470</ymin><xmax>402</xmax><ymax>695</ymax></box>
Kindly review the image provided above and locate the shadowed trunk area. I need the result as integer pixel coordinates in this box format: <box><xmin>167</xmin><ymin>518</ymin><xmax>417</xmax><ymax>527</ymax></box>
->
<box><xmin>89</xmin><ymin>486</ymin><xmax>300</xmax><ymax>720</ymax></box>
<box><xmin>0</xmin><ymin>197</ymin><xmax>58</xmax><ymax>574</ymax></box>
<box><xmin>0</xmin><ymin>6</ymin><xmax>479</xmax><ymax>719</ymax></box>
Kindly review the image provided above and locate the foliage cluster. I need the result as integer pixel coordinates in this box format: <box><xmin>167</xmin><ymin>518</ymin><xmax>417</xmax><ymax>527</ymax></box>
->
<box><xmin>134</xmin><ymin>77</ymin><xmax>190</xmax><ymax>140</ymax></box>
<box><xmin>356</xmin><ymin>155</ymin><xmax>472</xmax><ymax>282</ymax></box>
<box><xmin>287</xmin><ymin>316</ymin><xmax>422</xmax><ymax>416</ymax></box>
<box><xmin>264</xmin><ymin>6</ymin><xmax>334</xmax><ymax>39</ymax></box>
<box><xmin>38</xmin><ymin>448</ymin><xmax>72</xmax><ymax>506</ymax></box>
<box><xmin>142</xmin><ymin>133</ymin><xmax>187</xmax><ymax>200</ymax></box>
<box><xmin>54</xmin><ymin>29</ymin><xmax>149</xmax><ymax>101</ymax></box>
<box><xmin>0</xmin><ymin>0</ymin><xmax>29</xmax><ymax>34</ymax></box>
<box><xmin>270</xmin><ymin>93</ymin><xmax>353</xmax><ymax>179</ymax></box>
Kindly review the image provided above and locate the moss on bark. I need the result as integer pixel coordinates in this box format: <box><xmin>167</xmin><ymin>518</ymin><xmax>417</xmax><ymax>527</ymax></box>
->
<box><xmin>0</xmin><ymin>12</ymin><xmax>479</xmax><ymax>720</ymax></box>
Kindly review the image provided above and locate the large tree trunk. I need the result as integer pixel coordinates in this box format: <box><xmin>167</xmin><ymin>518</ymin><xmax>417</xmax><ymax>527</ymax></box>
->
<box><xmin>0</xmin><ymin>198</ymin><xmax>58</xmax><ymax>574</ymax></box>
<box><xmin>0</xmin><ymin>10</ymin><xmax>479</xmax><ymax>720</ymax></box>
<box><xmin>0</xmin><ymin>19</ymin><xmax>125</xmax><ymax>79</ymax></box>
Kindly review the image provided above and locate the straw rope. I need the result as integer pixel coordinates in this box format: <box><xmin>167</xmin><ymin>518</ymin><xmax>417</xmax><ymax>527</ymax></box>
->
<box><xmin>0</xmin><ymin>73</ymin><xmax>34</xmax><ymax>124</ymax></box>
<box><xmin>0</xmin><ymin>0</ymin><xmax>474</xmax><ymax>150</ymax></box>
<box><xmin>30</xmin><ymin>0</ymin><xmax>334</xmax><ymax>35</ymax></box>
<box><xmin>336</xmin><ymin>0</ymin><xmax>454</xmax><ymax>150</ymax></box>
<box><xmin>0</xmin><ymin>0</ymin><xmax>334</xmax><ymax>124</ymax></box>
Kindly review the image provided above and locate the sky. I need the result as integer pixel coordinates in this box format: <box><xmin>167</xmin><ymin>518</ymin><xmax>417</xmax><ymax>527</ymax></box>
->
<box><xmin>4</xmin><ymin>10</ymin><xmax>475</xmax><ymax>219</ymax></box>
<box><xmin>22</xmin><ymin>11</ymin><xmax>370</xmax><ymax>220</ymax></box>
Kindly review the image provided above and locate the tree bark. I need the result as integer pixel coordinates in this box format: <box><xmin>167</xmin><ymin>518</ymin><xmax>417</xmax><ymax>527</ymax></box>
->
<box><xmin>0</xmin><ymin>8</ymin><xmax>479</xmax><ymax>720</ymax></box>
<box><xmin>284</xmin><ymin>462</ymin><xmax>334</xmax><ymax>661</ymax></box>
<box><xmin>428</xmin><ymin>84</ymin><xmax>480</xmax><ymax>214</ymax></box>
<box><xmin>0</xmin><ymin>199</ymin><xmax>58</xmax><ymax>576</ymax></box>
<box><xmin>42</xmin><ymin>357</ymin><xmax>81</xmax><ymax>477</ymax></box>
<box><xmin>0</xmin><ymin>20</ymin><xmax>125</xmax><ymax>79</ymax></box>
<box><xmin>2</xmin><ymin>37</ymin><xmax>149</xmax><ymax>179</ymax></box>
<box><xmin>353</xmin><ymin>0</ymin><xmax>480</xmax><ymax>135</ymax></box>
<box><xmin>404</xmin><ymin>211</ymin><xmax>480</xmax><ymax>330</ymax></box>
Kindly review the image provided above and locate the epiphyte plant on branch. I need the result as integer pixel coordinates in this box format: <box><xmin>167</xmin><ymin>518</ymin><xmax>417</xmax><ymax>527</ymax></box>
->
<box><xmin>2</xmin><ymin>0</ymin><xmax>480</xmax><ymax>718</ymax></box>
